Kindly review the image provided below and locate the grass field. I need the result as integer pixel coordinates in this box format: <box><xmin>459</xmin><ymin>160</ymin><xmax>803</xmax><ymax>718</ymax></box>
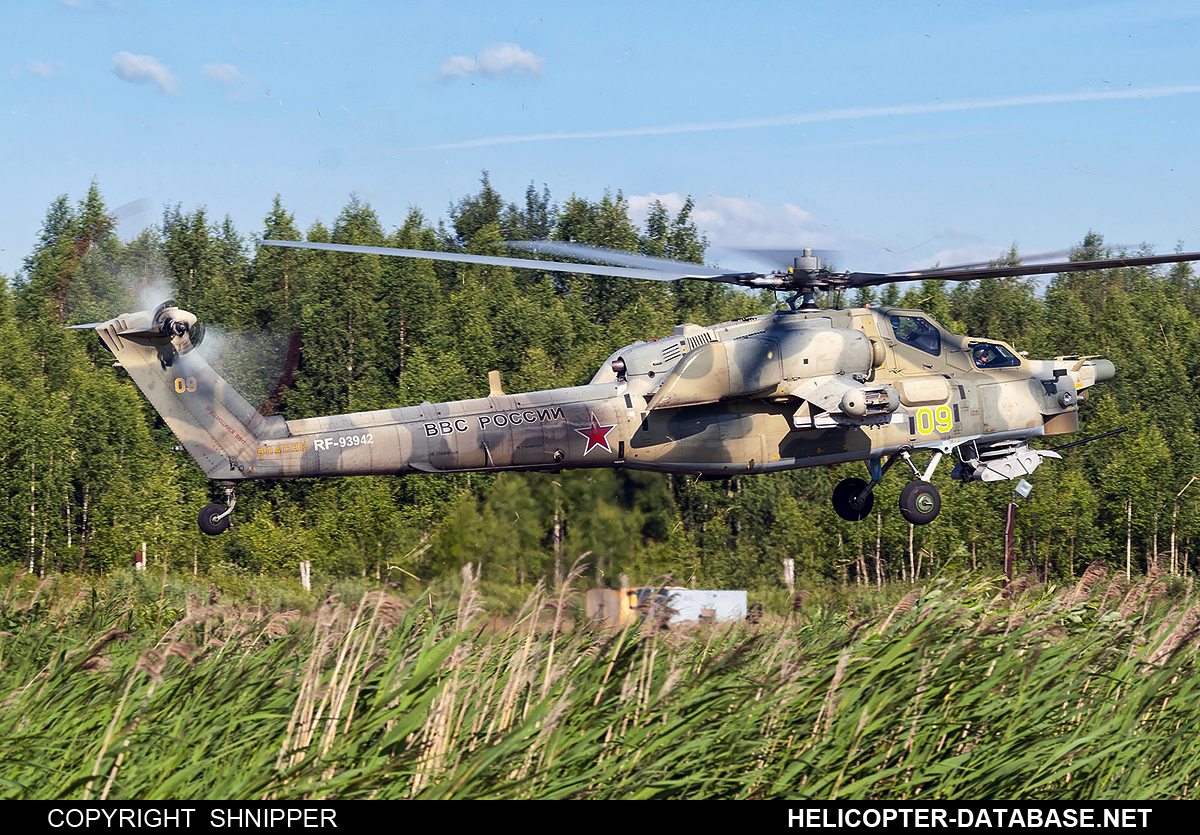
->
<box><xmin>1</xmin><ymin>562</ymin><xmax>1198</xmax><ymax>799</ymax></box>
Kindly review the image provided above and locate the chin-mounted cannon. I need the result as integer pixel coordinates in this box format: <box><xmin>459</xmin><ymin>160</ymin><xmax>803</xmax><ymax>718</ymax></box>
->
<box><xmin>951</xmin><ymin>439</ymin><xmax>1062</xmax><ymax>483</ymax></box>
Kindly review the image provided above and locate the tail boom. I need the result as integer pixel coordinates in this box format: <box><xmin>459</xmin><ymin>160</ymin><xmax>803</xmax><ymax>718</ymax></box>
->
<box><xmin>92</xmin><ymin>304</ymin><xmax>628</xmax><ymax>481</ymax></box>
<box><xmin>251</xmin><ymin>391</ymin><xmax>625</xmax><ymax>479</ymax></box>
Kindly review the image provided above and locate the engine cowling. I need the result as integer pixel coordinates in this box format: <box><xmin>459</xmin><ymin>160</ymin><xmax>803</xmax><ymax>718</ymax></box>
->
<box><xmin>646</xmin><ymin>337</ymin><xmax>782</xmax><ymax>410</ymax></box>
<box><xmin>647</xmin><ymin>326</ymin><xmax>876</xmax><ymax>410</ymax></box>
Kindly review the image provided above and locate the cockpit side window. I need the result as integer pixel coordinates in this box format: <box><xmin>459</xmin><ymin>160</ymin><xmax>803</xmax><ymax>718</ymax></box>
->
<box><xmin>969</xmin><ymin>341</ymin><xmax>1022</xmax><ymax>369</ymax></box>
<box><xmin>889</xmin><ymin>315</ymin><xmax>941</xmax><ymax>357</ymax></box>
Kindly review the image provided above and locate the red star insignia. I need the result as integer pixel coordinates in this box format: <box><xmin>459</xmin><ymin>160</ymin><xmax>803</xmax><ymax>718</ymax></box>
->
<box><xmin>576</xmin><ymin>414</ymin><xmax>615</xmax><ymax>455</ymax></box>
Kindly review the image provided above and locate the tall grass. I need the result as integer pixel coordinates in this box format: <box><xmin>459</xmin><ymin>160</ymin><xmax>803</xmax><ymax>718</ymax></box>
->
<box><xmin>0</xmin><ymin>563</ymin><xmax>1198</xmax><ymax>799</ymax></box>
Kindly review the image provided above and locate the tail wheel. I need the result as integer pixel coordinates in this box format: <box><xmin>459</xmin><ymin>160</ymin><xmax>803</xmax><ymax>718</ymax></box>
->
<box><xmin>899</xmin><ymin>480</ymin><xmax>941</xmax><ymax>525</ymax></box>
<box><xmin>832</xmin><ymin>477</ymin><xmax>875</xmax><ymax>522</ymax></box>
<box><xmin>198</xmin><ymin>503</ymin><xmax>231</xmax><ymax>536</ymax></box>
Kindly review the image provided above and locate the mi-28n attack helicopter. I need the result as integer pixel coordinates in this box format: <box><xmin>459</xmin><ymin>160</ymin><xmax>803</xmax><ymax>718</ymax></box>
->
<box><xmin>75</xmin><ymin>238</ymin><xmax>1200</xmax><ymax>534</ymax></box>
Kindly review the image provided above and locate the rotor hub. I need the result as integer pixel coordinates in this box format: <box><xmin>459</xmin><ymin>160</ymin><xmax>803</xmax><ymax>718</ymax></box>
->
<box><xmin>793</xmin><ymin>248</ymin><xmax>821</xmax><ymax>273</ymax></box>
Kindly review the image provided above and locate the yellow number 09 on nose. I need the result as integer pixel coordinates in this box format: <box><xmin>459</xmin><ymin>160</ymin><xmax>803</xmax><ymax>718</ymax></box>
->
<box><xmin>914</xmin><ymin>405</ymin><xmax>953</xmax><ymax>435</ymax></box>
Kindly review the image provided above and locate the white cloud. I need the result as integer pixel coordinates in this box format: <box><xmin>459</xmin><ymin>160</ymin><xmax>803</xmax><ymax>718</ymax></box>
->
<box><xmin>202</xmin><ymin>62</ymin><xmax>256</xmax><ymax>102</ymax></box>
<box><xmin>476</xmin><ymin>43</ymin><xmax>543</xmax><ymax>76</ymax></box>
<box><xmin>59</xmin><ymin>1</ymin><xmax>122</xmax><ymax>12</ymax></box>
<box><xmin>438</xmin><ymin>56</ymin><xmax>477</xmax><ymax>80</ymax></box>
<box><xmin>201</xmin><ymin>63</ymin><xmax>244</xmax><ymax>85</ymax></box>
<box><xmin>112</xmin><ymin>51</ymin><xmax>179</xmax><ymax>97</ymax></box>
<box><xmin>27</xmin><ymin>59</ymin><xmax>66</xmax><ymax>79</ymax></box>
<box><xmin>438</xmin><ymin>43</ymin><xmax>544</xmax><ymax>82</ymax></box>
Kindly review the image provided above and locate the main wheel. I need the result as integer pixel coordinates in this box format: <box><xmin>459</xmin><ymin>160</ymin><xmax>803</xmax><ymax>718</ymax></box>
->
<box><xmin>198</xmin><ymin>503</ymin><xmax>231</xmax><ymax>536</ymax></box>
<box><xmin>832</xmin><ymin>477</ymin><xmax>875</xmax><ymax>522</ymax></box>
<box><xmin>899</xmin><ymin>480</ymin><xmax>941</xmax><ymax>525</ymax></box>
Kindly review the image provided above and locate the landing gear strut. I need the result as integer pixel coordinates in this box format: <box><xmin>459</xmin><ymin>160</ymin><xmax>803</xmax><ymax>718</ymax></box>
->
<box><xmin>831</xmin><ymin>447</ymin><xmax>946</xmax><ymax>526</ymax></box>
<box><xmin>198</xmin><ymin>484</ymin><xmax>237</xmax><ymax>535</ymax></box>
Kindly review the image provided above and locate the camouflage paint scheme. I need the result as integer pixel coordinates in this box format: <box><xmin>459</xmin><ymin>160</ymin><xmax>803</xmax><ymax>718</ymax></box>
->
<box><xmin>91</xmin><ymin>302</ymin><xmax>1111</xmax><ymax>488</ymax></box>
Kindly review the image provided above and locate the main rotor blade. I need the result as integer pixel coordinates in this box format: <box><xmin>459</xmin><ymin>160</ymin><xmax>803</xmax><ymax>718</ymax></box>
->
<box><xmin>264</xmin><ymin>238</ymin><xmax>1200</xmax><ymax>294</ymax></box>
<box><xmin>913</xmin><ymin>244</ymin><xmax>1126</xmax><ymax>274</ymax></box>
<box><xmin>506</xmin><ymin>240</ymin><xmax>734</xmax><ymax>277</ymax></box>
<box><xmin>262</xmin><ymin>239</ymin><xmax>753</xmax><ymax>283</ymax></box>
<box><xmin>848</xmin><ymin>250</ymin><xmax>1200</xmax><ymax>288</ymax></box>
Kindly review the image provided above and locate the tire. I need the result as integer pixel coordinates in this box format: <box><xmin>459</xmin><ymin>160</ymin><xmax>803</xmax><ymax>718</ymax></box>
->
<box><xmin>899</xmin><ymin>480</ymin><xmax>941</xmax><ymax>525</ymax></box>
<box><xmin>832</xmin><ymin>477</ymin><xmax>875</xmax><ymax>522</ymax></box>
<box><xmin>198</xmin><ymin>503</ymin><xmax>231</xmax><ymax>535</ymax></box>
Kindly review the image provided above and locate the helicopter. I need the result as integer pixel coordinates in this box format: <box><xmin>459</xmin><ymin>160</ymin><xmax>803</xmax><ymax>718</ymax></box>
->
<box><xmin>75</xmin><ymin>238</ymin><xmax>1200</xmax><ymax>534</ymax></box>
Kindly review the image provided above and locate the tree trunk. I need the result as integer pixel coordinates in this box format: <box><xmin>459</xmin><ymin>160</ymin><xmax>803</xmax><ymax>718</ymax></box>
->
<box><xmin>81</xmin><ymin>486</ymin><xmax>89</xmax><ymax>565</ymax></box>
<box><xmin>1126</xmin><ymin>500</ymin><xmax>1133</xmax><ymax>581</ymax></box>
<box><xmin>908</xmin><ymin>524</ymin><xmax>915</xmax><ymax>582</ymax></box>
<box><xmin>29</xmin><ymin>461</ymin><xmax>36</xmax><ymax>576</ymax></box>
<box><xmin>874</xmin><ymin>512</ymin><xmax>884</xmax><ymax>588</ymax></box>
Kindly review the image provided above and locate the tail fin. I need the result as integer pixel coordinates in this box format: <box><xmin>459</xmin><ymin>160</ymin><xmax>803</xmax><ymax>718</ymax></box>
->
<box><xmin>88</xmin><ymin>303</ymin><xmax>285</xmax><ymax>479</ymax></box>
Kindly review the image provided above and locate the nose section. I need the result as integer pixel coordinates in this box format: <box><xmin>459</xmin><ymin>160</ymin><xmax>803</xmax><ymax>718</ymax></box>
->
<box><xmin>1089</xmin><ymin>358</ymin><xmax>1115</xmax><ymax>383</ymax></box>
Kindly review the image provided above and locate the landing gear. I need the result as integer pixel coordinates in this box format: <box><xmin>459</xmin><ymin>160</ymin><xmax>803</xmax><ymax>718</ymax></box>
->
<box><xmin>830</xmin><ymin>446</ymin><xmax>947</xmax><ymax>525</ymax></box>
<box><xmin>198</xmin><ymin>504</ymin><xmax>231</xmax><ymax>535</ymax></box>
<box><xmin>198</xmin><ymin>484</ymin><xmax>237</xmax><ymax>535</ymax></box>
<box><xmin>832</xmin><ymin>477</ymin><xmax>875</xmax><ymax>521</ymax></box>
<box><xmin>899</xmin><ymin>480</ymin><xmax>942</xmax><ymax>525</ymax></box>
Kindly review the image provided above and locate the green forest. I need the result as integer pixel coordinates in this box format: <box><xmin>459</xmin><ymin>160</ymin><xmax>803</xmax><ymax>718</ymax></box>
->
<box><xmin>2</xmin><ymin>176</ymin><xmax>1197</xmax><ymax>591</ymax></box>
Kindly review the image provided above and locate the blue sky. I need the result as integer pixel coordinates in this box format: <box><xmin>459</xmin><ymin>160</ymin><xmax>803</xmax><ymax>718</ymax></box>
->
<box><xmin>3</xmin><ymin>0</ymin><xmax>1199</xmax><ymax>280</ymax></box>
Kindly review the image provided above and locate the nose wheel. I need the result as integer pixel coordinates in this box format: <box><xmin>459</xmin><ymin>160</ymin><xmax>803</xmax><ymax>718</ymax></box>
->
<box><xmin>198</xmin><ymin>485</ymin><xmax>237</xmax><ymax>535</ymax></box>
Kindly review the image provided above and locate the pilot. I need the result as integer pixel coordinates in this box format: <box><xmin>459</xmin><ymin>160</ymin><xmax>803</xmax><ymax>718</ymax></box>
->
<box><xmin>973</xmin><ymin>345</ymin><xmax>991</xmax><ymax>367</ymax></box>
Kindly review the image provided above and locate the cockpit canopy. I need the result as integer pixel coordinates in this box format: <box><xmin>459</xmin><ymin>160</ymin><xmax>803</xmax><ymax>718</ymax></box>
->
<box><xmin>881</xmin><ymin>308</ymin><xmax>1024</xmax><ymax>373</ymax></box>
<box><xmin>889</xmin><ymin>314</ymin><xmax>941</xmax><ymax>357</ymax></box>
<box><xmin>968</xmin><ymin>341</ymin><xmax>1022</xmax><ymax>369</ymax></box>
